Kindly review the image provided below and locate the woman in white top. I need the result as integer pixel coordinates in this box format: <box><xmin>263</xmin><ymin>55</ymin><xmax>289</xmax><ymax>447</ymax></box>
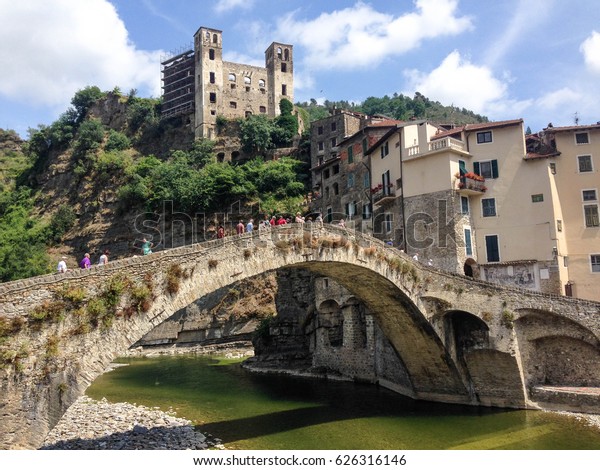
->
<box><xmin>98</xmin><ymin>249</ymin><xmax>109</xmax><ymax>265</ymax></box>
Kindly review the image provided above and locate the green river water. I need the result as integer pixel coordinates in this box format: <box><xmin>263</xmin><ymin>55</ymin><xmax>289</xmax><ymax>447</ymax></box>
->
<box><xmin>86</xmin><ymin>354</ymin><xmax>600</xmax><ymax>450</ymax></box>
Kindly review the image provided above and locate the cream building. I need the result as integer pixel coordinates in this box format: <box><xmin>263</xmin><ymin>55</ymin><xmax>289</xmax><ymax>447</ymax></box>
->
<box><xmin>535</xmin><ymin>123</ymin><xmax>600</xmax><ymax>300</ymax></box>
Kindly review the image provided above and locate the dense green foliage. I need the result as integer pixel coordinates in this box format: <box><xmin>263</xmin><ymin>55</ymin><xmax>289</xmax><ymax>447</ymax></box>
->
<box><xmin>0</xmin><ymin>188</ymin><xmax>51</xmax><ymax>281</ymax></box>
<box><xmin>296</xmin><ymin>92</ymin><xmax>488</xmax><ymax>124</ymax></box>
<box><xmin>119</xmin><ymin>151</ymin><xmax>306</xmax><ymax>215</ymax></box>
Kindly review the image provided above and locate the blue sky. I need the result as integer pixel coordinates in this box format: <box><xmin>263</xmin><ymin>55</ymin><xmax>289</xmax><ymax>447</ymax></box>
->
<box><xmin>1</xmin><ymin>0</ymin><xmax>599</xmax><ymax>138</ymax></box>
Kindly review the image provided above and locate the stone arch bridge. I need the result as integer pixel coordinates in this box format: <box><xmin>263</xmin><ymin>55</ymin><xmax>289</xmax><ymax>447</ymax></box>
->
<box><xmin>1</xmin><ymin>224</ymin><xmax>599</xmax><ymax>449</ymax></box>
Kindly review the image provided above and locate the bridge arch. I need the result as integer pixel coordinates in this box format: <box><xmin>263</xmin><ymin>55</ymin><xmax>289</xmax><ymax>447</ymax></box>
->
<box><xmin>1</xmin><ymin>224</ymin><xmax>599</xmax><ymax>449</ymax></box>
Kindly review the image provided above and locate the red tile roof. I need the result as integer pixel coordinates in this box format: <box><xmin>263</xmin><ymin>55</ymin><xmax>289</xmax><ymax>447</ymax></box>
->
<box><xmin>543</xmin><ymin>123</ymin><xmax>600</xmax><ymax>132</ymax></box>
<box><xmin>431</xmin><ymin>119</ymin><xmax>524</xmax><ymax>140</ymax></box>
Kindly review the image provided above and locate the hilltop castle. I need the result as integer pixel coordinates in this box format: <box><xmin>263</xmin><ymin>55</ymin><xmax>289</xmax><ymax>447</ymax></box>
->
<box><xmin>161</xmin><ymin>27</ymin><xmax>294</xmax><ymax>140</ymax></box>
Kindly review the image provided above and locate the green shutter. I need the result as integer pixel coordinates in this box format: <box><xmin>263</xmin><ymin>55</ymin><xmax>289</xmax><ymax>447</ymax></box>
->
<box><xmin>491</xmin><ymin>159</ymin><xmax>499</xmax><ymax>178</ymax></box>
<box><xmin>473</xmin><ymin>161</ymin><xmax>480</xmax><ymax>175</ymax></box>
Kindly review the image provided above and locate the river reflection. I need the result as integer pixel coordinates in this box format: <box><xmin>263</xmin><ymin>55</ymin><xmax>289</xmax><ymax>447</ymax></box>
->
<box><xmin>86</xmin><ymin>355</ymin><xmax>600</xmax><ymax>450</ymax></box>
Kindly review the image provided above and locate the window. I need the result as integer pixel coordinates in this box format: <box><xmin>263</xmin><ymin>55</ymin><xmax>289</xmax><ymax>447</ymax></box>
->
<box><xmin>259</xmin><ymin>106</ymin><xmax>266</xmax><ymax>113</ymax></box>
<box><xmin>326</xmin><ymin>207</ymin><xmax>333</xmax><ymax>223</ymax></box>
<box><xmin>485</xmin><ymin>235</ymin><xmax>500</xmax><ymax>262</ymax></box>
<box><xmin>578</xmin><ymin>155</ymin><xmax>593</xmax><ymax>172</ymax></box>
<box><xmin>230</xmin><ymin>83</ymin><xmax>236</xmax><ymax>89</ymax></box>
<box><xmin>317</xmin><ymin>126</ymin><xmax>323</xmax><ymax>135</ymax></box>
<box><xmin>384</xmin><ymin>214</ymin><xmax>393</xmax><ymax>233</ymax></box>
<box><xmin>464</xmin><ymin>228</ymin><xmax>473</xmax><ymax>256</ymax></box>
<box><xmin>331</xmin><ymin>122</ymin><xmax>337</xmax><ymax>132</ymax></box>
<box><xmin>324</xmin><ymin>169</ymin><xmax>330</xmax><ymax>179</ymax></box>
<box><xmin>277</xmin><ymin>47</ymin><xmax>282</xmax><ymax>59</ymax></box>
<box><xmin>482</xmin><ymin>198</ymin><xmax>496</xmax><ymax>217</ymax></box>
<box><xmin>281</xmin><ymin>63</ymin><xmax>287</xmax><ymax>73</ymax></box>
<box><xmin>591</xmin><ymin>254</ymin><xmax>600</xmax><ymax>273</ymax></box>
<box><xmin>333</xmin><ymin>164</ymin><xmax>339</xmax><ymax>175</ymax></box>
<box><xmin>362</xmin><ymin>203</ymin><xmax>372</xmax><ymax>220</ymax></box>
<box><xmin>363</xmin><ymin>172</ymin><xmax>370</xmax><ymax>188</ymax></box>
<box><xmin>258</xmin><ymin>79</ymin><xmax>265</xmax><ymax>88</ymax></box>
<box><xmin>380</xmin><ymin>142</ymin><xmax>389</xmax><ymax>158</ymax></box>
<box><xmin>282</xmin><ymin>84</ymin><xmax>287</xmax><ymax>95</ymax></box>
<box><xmin>324</xmin><ymin>186</ymin><xmax>329</xmax><ymax>199</ymax></box>
<box><xmin>331</xmin><ymin>138</ymin><xmax>337</xmax><ymax>147</ymax></box>
<box><xmin>531</xmin><ymin>194</ymin><xmax>544</xmax><ymax>203</ymax></box>
<box><xmin>244</xmin><ymin>76</ymin><xmax>251</xmax><ymax>85</ymax></box>
<box><xmin>347</xmin><ymin>172</ymin><xmax>355</xmax><ymax>188</ymax></box>
<box><xmin>228</xmin><ymin>73</ymin><xmax>236</xmax><ymax>82</ymax></box>
<box><xmin>477</xmin><ymin>131</ymin><xmax>492</xmax><ymax>144</ymax></box>
<box><xmin>348</xmin><ymin>146</ymin><xmax>353</xmax><ymax>163</ymax></box>
<box><xmin>245</xmin><ymin>111</ymin><xmax>252</xmax><ymax>118</ymax></box>
<box><xmin>333</xmin><ymin>183</ymin><xmax>339</xmax><ymax>195</ymax></box>
<box><xmin>229</xmin><ymin>101</ymin><xmax>237</xmax><ymax>109</ymax></box>
<box><xmin>575</xmin><ymin>132</ymin><xmax>589</xmax><ymax>144</ymax></box>
<box><xmin>584</xmin><ymin>204</ymin><xmax>599</xmax><ymax>227</ymax></box>
<box><xmin>212</xmin><ymin>33</ymin><xmax>218</xmax><ymax>43</ymax></box>
<box><xmin>209</xmin><ymin>72</ymin><xmax>215</xmax><ymax>83</ymax></box>
<box><xmin>318</xmin><ymin>141</ymin><xmax>324</xmax><ymax>151</ymax></box>
<box><xmin>550</xmin><ymin>162</ymin><xmax>556</xmax><ymax>174</ymax></box>
<box><xmin>557</xmin><ymin>219</ymin><xmax>562</xmax><ymax>232</ymax></box>
<box><xmin>474</xmin><ymin>160</ymin><xmax>499</xmax><ymax>179</ymax></box>
<box><xmin>345</xmin><ymin>202</ymin><xmax>356</xmax><ymax>217</ymax></box>
<box><xmin>461</xmin><ymin>196</ymin><xmax>469</xmax><ymax>214</ymax></box>
<box><xmin>583</xmin><ymin>189</ymin><xmax>597</xmax><ymax>201</ymax></box>
<box><xmin>209</xmin><ymin>92</ymin><xmax>216</xmax><ymax>103</ymax></box>
<box><xmin>382</xmin><ymin>170</ymin><xmax>391</xmax><ymax>195</ymax></box>
<box><xmin>209</xmin><ymin>49</ymin><xmax>215</xmax><ymax>60</ymax></box>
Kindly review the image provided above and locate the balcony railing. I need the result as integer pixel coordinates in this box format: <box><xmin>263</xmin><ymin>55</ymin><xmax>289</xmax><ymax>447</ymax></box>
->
<box><xmin>429</xmin><ymin>137</ymin><xmax>466</xmax><ymax>153</ymax></box>
<box><xmin>456</xmin><ymin>172</ymin><xmax>486</xmax><ymax>194</ymax></box>
<box><xmin>371</xmin><ymin>184</ymin><xmax>396</xmax><ymax>205</ymax></box>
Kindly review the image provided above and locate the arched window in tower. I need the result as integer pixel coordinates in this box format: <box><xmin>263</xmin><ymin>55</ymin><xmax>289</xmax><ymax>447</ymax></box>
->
<box><xmin>212</xmin><ymin>33</ymin><xmax>218</xmax><ymax>43</ymax></box>
<box><xmin>277</xmin><ymin>47</ymin><xmax>282</xmax><ymax>59</ymax></box>
<box><xmin>209</xmin><ymin>49</ymin><xmax>215</xmax><ymax>60</ymax></box>
<box><xmin>281</xmin><ymin>63</ymin><xmax>287</xmax><ymax>73</ymax></box>
<box><xmin>284</xmin><ymin>49</ymin><xmax>289</xmax><ymax>61</ymax></box>
<box><xmin>258</xmin><ymin>79</ymin><xmax>265</xmax><ymax>89</ymax></box>
<box><xmin>244</xmin><ymin>76</ymin><xmax>251</xmax><ymax>85</ymax></box>
<box><xmin>228</xmin><ymin>73</ymin><xmax>236</xmax><ymax>82</ymax></box>
<box><xmin>205</xmin><ymin>31</ymin><xmax>210</xmax><ymax>41</ymax></box>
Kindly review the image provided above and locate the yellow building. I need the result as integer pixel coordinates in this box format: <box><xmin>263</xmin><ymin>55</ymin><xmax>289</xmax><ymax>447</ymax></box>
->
<box><xmin>537</xmin><ymin>123</ymin><xmax>600</xmax><ymax>300</ymax></box>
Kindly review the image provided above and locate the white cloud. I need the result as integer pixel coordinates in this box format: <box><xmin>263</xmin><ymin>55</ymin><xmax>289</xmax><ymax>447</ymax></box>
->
<box><xmin>0</xmin><ymin>0</ymin><xmax>163</xmax><ymax>110</ymax></box>
<box><xmin>403</xmin><ymin>51</ymin><xmax>526</xmax><ymax>117</ymax></box>
<box><xmin>214</xmin><ymin>0</ymin><xmax>255</xmax><ymax>14</ymax></box>
<box><xmin>276</xmin><ymin>0</ymin><xmax>472</xmax><ymax>70</ymax></box>
<box><xmin>536</xmin><ymin>87</ymin><xmax>582</xmax><ymax>110</ymax></box>
<box><xmin>581</xmin><ymin>30</ymin><xmax>600</xmax><ymax>73</ymax></box>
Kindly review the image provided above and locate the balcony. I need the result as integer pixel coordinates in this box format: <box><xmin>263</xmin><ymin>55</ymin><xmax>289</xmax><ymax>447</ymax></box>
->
<box><xmin>371</xmin><ymin>184</ymin><xmax>397</xmax><ymax>206</ymax></box>
<box><xmin>456</xmin><ymin>172</ymin><xmax>487</xmax><ymax>195</ymax></box>
<box><xmin>430</xmin><ymin>137</ymin><xmax>466</xmax><ymax>153</ymax></box>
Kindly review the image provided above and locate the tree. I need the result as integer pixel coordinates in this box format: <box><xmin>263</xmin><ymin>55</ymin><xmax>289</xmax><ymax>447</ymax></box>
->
<box><xmin>240</xmin><ymin>115</ymin><xmax>275</xmax><ymax>154</ymax></box>
<box><xmin>71</xmin><ymin>86</ymin><xmax>104</xmax><ymax>123</ymax></box>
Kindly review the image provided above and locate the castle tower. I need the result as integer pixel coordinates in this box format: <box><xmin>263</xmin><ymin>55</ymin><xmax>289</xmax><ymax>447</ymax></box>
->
<box><xmin>265</xmin><ymin>42</ymin><xmax>294</xmax><ymax>117</ymax></box>
<box><xmin>194</xmin><ymin>27</ymin><xmax>223</xmax><ymax>139</ymax></box>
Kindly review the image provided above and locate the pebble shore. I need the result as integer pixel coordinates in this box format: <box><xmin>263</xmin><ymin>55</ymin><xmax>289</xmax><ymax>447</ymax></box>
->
<box><xmin>40</xmin><ymin>395</ymin><xmax>223</xmax><ymax>450</ymax></box>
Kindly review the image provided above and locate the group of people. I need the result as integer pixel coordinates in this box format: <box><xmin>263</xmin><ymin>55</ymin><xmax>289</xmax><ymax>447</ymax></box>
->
<box><xmin>56</xmin><ymin>249</ymin><xmax>110</xmax><ymax>273</ymax></box>
<box><xmin>56</xmin><ymin>237</ymin><xmax>156</xmax><ymax>274</ymax></box>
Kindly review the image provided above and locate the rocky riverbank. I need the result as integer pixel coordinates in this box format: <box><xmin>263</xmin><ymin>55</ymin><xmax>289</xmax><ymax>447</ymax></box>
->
<box><xmin>40</xmin><ymin>395</ymin><xmax>223</xmax><ymax>450</ymax></box>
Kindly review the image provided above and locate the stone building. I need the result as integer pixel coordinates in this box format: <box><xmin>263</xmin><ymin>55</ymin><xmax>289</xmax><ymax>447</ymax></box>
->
<box><xmin>161</xmin><ymin>27</ymin><xmax>293</xmax><ymax>141</ymax></box>
<box><xmin>308</xmin><ymin>109</ymin><xmax>393</xmax><ymax>224</ymax></box>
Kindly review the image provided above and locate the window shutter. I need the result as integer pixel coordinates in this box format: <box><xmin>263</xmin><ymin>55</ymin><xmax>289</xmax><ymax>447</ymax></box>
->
<box><xmin>491</xmin><ymin>159</ymin><xmax>499</xmax><ymax>178</ymax></box>
<box><xmin>473</xmin><ymin>161</ymin><xmax>480</xmax><ymax>175</ymax></box>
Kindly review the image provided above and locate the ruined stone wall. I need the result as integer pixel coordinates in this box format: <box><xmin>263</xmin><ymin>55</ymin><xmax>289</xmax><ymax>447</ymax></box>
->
<box><xmin>220</xmin><ymin>62</ymin><xmax>270</xmax><ymax>119</ymax></box>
